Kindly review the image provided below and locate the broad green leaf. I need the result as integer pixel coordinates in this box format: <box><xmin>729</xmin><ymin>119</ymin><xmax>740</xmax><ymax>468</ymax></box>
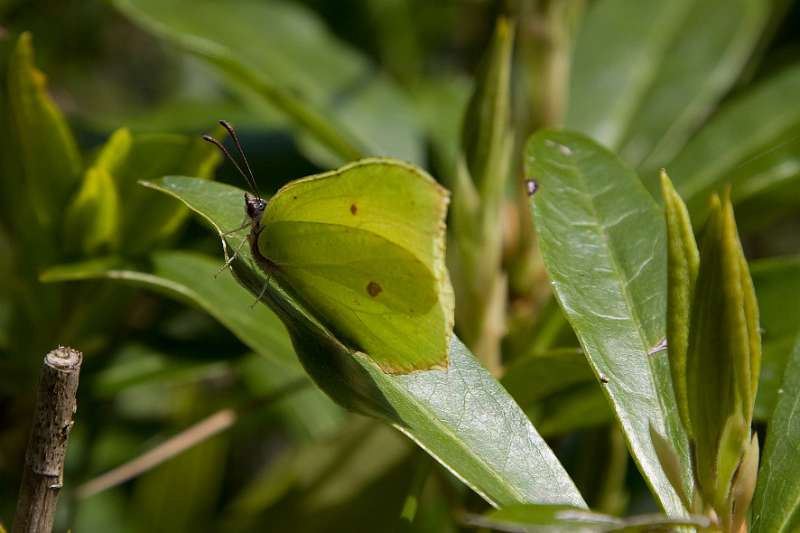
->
<box><xmin>143</xmin><ymin>176</ymin><xmax>585</xmax><ymax>508</ymax></box>
<box><xmin>751</xmin><ymin>333</ymin><xmax>800</xmax><ymax>533</ymax></box>
<box><xmin>568</xmin><ymin>0</ymin><xmax>769</xmax><ymax>166</ymax></box>
<box><xmin>527</xmin><ymin>130</ymin><xmax>690</xmax><ymax>515</ymax></box>
<box><xmin>465</xmin><ymin>504</ymin><xmax>709</xmax><ymax>532</ymax></box>
<box><xmin>6</xmin><ymin>32</ymin><xmax>81</xmax><ymax>231</ymax></box>
<box><xmin>660</xmin><ymin>171</ymin><xmax>699</xmax><ymax>433</ymax></box>
<box><xmin>41</xmin><ymin>252</ymin><xmax>296</xmax><ymax>367</ymax></box>
<box><xmin>659</xmin><ymin>65</ymin><xmax>800</xmax><ymax>222</ymax></box>
<box><xmin>113</xmin><ymin>0</ymin><xmax>423</xmax><ymax>166</ymax></box>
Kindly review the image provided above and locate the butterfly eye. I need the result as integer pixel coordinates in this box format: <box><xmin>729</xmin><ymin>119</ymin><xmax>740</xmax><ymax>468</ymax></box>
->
<box><xmin>245</xmin><ymin>195</ymin><xmax>266</xmax><ymax>219</ymax></box>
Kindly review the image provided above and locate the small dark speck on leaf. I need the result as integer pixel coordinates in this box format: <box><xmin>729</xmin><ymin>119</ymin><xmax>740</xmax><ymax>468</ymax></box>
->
<box><xmin>292</xmin><ymin>196</ymin><xmax>297</xmax><ymax>200</ymax></box>
<box><xmin>525</xmin><ymin>179</ymin><xmax>539</xmax><ymax>196</ymax></box>
<box><xmin>350</xmin><ymin>203</ymin><xmax>357</xmax><ymax>215</ymax></box>
<box><xmin>599</xmin><ymin>372</ymin><xmax>609</xmax><ymax>384</ymax></box>
<box><xmin>367</xmin><ymin>281</ymin><xmax>382</xmax><ymax>297</ymax></box>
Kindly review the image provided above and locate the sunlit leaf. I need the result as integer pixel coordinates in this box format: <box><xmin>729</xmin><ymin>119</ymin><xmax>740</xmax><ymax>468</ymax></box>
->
<box><xmin>527</xmin><ymin>130</ymin><xmax>690</xmax><ymax>515</ymax></box>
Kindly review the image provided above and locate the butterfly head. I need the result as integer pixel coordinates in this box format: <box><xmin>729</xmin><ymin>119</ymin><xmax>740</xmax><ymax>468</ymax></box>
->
<box><xmin>245</xmin><ymin>192</ymin><xmax>267</xmax><ymax>222</ymax></box>
<box><xmin>202</xmin><ymin>121</ymin><xmax>264</xmax><ymax>218</ymax></box>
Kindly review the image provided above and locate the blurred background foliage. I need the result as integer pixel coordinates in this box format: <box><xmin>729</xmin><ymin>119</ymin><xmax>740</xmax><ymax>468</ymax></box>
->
<box><xmin>1</xmin><ymin>0</ymin><xmax>800</xmax><ymax>531</ymax></box>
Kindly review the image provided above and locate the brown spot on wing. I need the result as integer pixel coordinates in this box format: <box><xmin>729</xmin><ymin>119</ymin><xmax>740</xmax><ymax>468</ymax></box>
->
<box><xmin>350</xmin><ymin>203</ymin><xmax>357</xmax><ymax>215</ymax></box>
<box><xmin>367</xmin><ymin>281</ymin><xmax>382</xmax><ymax>297</ymax></box>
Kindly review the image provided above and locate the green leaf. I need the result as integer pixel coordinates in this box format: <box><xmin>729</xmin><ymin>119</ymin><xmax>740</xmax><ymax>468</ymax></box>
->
<box><xmin>751</xmin><ymin>256</ymin><xmax>800</xmax><ymax>420</ymax></box>
<box><xmin>501</xmin><ymin>348</ymin><xmax>593</xmax><ymax>408</ymax></box>
<box><xmin>659</xmin><ymin>65</ymin><xmax>800</xmax><ymax>222</ymax></box>
<box><xmin>64</xmin><ymin>129</ymin><xmax>130</xmax><ymax>255</ymax></box>
<box><xmin>465</xmin><ymin>504</ymin><xmax>710</xmax><ymax>532</ymax></box>
<box><xmin>649</xmin><ymin>424</ymin><xmax>693</xmax><ymax>512</ymax></box>
<box><xmin>115</xmin><ymin>132</ymin><xmax>221</xmax><ymax>254</ymax></box>
<box><xmin>409</xmin><ymin>75</ymin><xmax>471</xmax><ymax>184</ymax></box>
<box><xmin>461</xmin><ymin>17</ymin><xmax>513</xmax><ymax>195</ymax></box>
<box><xmin>41</xmin><ymin>252</ymin><xmax>296</xmax><ymax>367</ymax></box>
<box><xmin>686</xmin><ymin>193</ymin><xmax>760</xmax><ymax>513</ymax></box>
<box><xmin>229</xmin><ymin>419</ymin><xmax>414</xmax><ymax>531</ymax></box>
<box><xmin>752</xmin><ymin>256</ymin><xmax>800</xmax><ymax>344</ymax></box>
<box><xmin>527</xmin><ymin>130</ymin><xmax>690</xmax><ymax>515</ymax></box>
<box><xmin>6</xmin><ymin>32</ymin><xmax>81</xmax><ymax>232</ymax></box>
<box><xmin>500</xmin><ymin>348</ymin><xmax>620</xmax><ymax>437</ymax></box>
<box><xmin>751</xmin><ymin>333</ymin><xmax>800</xmax><ymax>533</ymax></box>
<box><xmin>113</xmin><ymin>0</ymin><xmax>423</xmax><ymax>166</ymax></box>
<box><xmin>730</xmin><ymin>433</ymin><xmax>759</xmax><ymax>532</ymax></box>
<box><xmin>450</xmin><ymin>18</ymin><xmax>514</xmax><ymax>368</ymax></box>
<box><xmin>238</xmin><ymin>354</ymin><xmax>344</xmax><ymax>441</ymax></box>
<box><xmin>141</xmin><ymin>176</ymin><xmax>586</xmax><ymax>508</ymax></box>
<box><xmin>534</xmin><ymin>385</ymin><xmax>613</xmax><ymax>439</ymax></box>
<box><xmin>660</xmin><ymin>171</ymin><xmax>699</xmax><ymax>434</ymax></box>
<box><xmin>567</xmin><ymin>0</ymin><xmax>769</xmax><ymax>165</ymax></box>
<box><xmin>619</xmin><ymin>0</ymin><xmax>770</xmax><ymax>172</ymax></box>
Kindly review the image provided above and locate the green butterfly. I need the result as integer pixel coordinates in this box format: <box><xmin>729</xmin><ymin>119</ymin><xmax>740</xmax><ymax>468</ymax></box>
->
<box><xmin>204</xmin><ymin>122</ymin><xmax>453</xmax><ymax>374</ymax></box>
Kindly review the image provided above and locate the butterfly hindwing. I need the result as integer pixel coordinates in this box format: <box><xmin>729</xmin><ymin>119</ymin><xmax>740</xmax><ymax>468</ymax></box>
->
<box><xmin>259</xmin><ymin>159</ymin><xmax>453</xmax><ymax>373</ymax></box>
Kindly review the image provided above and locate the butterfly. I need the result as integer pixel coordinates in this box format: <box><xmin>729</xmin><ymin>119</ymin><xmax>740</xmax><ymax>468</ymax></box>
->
<box><xmin>203</xmin><ymin>121</ymin><xmax>453</xmax><ymax>374</ymax></box>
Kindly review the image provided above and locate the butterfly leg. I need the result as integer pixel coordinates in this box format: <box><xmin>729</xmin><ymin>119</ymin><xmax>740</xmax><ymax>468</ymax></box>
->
<box><xmin>250</xmin><ymin>275</ymin><xmax>271</xmax><ymax>309</ymax></box>
<box><xmin>217</xmin><ymin>235</ymin><xmax>249</xmax><ymax>277</ymax></box>
<box><xmin>216</xmin><ymin>219</ymin><xmax>252</xmax><ymax>276</ymax></box>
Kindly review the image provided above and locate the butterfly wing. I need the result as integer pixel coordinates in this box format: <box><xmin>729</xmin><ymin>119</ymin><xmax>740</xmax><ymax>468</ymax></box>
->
<box><xmin>260</xmin><ymin>159</ymin><xmax>453</xmax><ymax>373</ymax></box>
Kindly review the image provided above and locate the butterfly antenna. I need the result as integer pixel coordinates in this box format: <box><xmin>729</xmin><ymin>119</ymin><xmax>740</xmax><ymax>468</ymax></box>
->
<box><xmin>218</xmin><ymin>120</ymin><xmax>260</xmax><ymax>199</ymax></box>
<box><xmin>202</xmin><ymin>133</ymin><xmax>253</xmax><ymax>190</ymax></box>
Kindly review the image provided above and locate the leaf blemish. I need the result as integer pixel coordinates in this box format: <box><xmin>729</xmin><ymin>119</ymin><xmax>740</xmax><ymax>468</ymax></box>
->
<box><xmin>367</xmin><ymin>281</ymin><xmax>382</xmax><ymax>297</ymax></box>
<box><xmin>350</xmin><ymin>203</ymin><xmax>357</xmax><ymax>215</ymax></box>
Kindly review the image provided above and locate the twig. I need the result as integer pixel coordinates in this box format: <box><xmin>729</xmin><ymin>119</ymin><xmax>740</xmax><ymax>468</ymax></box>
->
<box><xmin>76</xmin><ymin>378</ymin><xmax>309</xmax><ymax>498</ymax></box>
<box><xmin>13</xmin><ymin>346</ymin><xmax>83</xmax><ymax>533</ymax></box>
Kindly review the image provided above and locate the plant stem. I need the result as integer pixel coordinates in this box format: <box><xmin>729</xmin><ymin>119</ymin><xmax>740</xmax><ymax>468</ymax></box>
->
<box><xmin>13</xmin><ymin>346</ymin><xmax>82</xmax><ymax>533</ymax></box>
<box><xmin>75</xmin><ymin>378</ymin><xmax>309</xmax><ymax>498</ymax></box>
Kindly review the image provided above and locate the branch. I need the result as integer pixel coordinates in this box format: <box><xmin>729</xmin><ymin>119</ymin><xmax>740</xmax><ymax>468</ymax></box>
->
<box><xmin>13</xmin><ymin>346</ymin><xmax>82</xmax><ymax>533</ymax></box>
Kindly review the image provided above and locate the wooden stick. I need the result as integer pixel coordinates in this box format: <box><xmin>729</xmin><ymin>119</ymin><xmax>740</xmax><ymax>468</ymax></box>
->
<box><xmin>13</xmin><ymin>346</ymin><xmax>82</xmax><ymax>533</ymax></box>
